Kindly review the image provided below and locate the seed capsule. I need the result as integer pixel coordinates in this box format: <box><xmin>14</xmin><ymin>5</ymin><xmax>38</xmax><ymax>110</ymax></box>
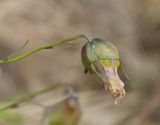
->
<box><xmin>81</xmin><ymin>38</ymin><xmax>126</xmax><ymax>99</ymax></box>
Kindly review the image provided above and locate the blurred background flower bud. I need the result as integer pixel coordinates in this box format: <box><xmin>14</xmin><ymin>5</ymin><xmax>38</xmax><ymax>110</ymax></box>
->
<box><xmin>81</xmin><ymin>38</ymin><xmax>126</xmax><ymax>98</ymax></box>
<box><xmin>43</xmin><ymin>90</ymin><xmax>81</xmax><ymax>125</ymax></box>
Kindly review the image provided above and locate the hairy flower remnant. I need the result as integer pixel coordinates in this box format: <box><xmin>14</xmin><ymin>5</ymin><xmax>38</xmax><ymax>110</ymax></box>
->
<box><xmin>81</xmin><ymin>38</ymin><xmax>126</xmax><ymax>101</ymax></box>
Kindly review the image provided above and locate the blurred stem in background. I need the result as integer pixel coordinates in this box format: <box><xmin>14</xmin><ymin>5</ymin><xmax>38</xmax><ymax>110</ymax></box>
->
<box><xmin>0</xmin><ymin>34</ymin><xmax>89</xmax><ymax>65</ymax></box>
<box><xmin>0</xmin><ymin>83</ymin><xmax>62</xmax><ymax>112</ymax></box>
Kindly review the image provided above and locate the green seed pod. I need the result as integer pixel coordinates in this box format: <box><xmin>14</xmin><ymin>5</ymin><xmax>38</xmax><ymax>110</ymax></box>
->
<box><xmin>81</xmin><ymin>38</ymin><xmax>125</xmax><ymax>99</ymax></box>
<box><xmin>44</xmin><ymin>95</ymin><xmax>81</xmax><ymax>125</ymax></box>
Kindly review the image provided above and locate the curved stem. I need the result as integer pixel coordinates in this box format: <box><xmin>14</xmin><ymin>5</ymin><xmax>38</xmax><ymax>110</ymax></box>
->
<box><xmin>0</xmin><ymin>34</ymin><xmax>90</xmax><ymax>111</ymax></box>
<box><xmin>0</xmin><ymin>34</ymin><xmax>88</xmax><ymax>64</ymax></box>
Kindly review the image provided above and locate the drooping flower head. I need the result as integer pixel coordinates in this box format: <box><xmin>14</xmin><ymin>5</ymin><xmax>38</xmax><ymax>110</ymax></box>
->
<box><xmin>81</xmin><ymin>38</ymin><xmax>126</xmax><ymax>99</ymax></box>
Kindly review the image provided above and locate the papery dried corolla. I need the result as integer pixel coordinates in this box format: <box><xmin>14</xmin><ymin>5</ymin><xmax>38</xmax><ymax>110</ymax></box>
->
<box><xmin>81</xmin><ymin>38</ymin><xmax>126</xmax><ymax>99</ymax></box>
<box><xmin>44</xmin><ymin>94</ymin><xmax>81</xmax><ymax>125</ymax></box>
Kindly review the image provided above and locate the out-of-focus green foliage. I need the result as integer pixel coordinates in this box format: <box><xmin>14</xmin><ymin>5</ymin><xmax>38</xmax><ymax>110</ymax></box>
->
<box><xmin>0</xmin><ymin>110</ymin><xmax>24</xmax><ymax>124</ymax></box>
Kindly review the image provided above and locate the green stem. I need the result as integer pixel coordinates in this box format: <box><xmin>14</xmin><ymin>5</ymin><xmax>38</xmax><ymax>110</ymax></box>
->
<box><xmin>0</xmin><ymin>83</ymin><xmax>62</xmax><ymax>111</ymax></box>
<box><xmin>0</xmin><ymin>34</ymin><xmax>88</xmax><ymax>64</ymax></box>
<box><xmin>0</xmin><ymin>34</ymin><xmax>90</xmax><ymax>111</ymax></box>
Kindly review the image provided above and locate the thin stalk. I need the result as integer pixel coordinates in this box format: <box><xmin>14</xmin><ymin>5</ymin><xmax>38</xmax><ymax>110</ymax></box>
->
<box><xmin>0</xmin><ymin>34</ymin><xmax>90</xmax><ymax>111</ymax></box>
<box><xmin>0</xmin><ymin>34</ymin><xmax>89</xmax><ymax>64</ymax></box>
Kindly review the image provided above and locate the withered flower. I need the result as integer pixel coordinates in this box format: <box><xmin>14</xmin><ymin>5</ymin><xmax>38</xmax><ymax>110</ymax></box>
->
<box><xmin>81</xmin><ymin>38</ymin><xmax>126</xmax><ymax>100</ymax></box>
